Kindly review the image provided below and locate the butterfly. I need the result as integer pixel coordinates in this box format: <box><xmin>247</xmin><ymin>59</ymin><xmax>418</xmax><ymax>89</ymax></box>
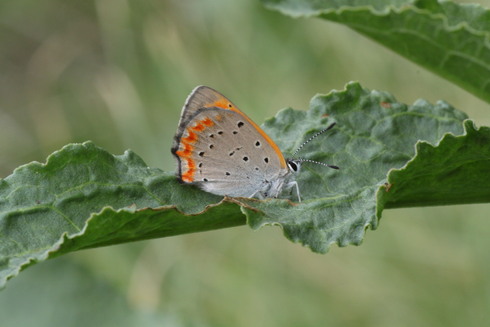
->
<box><xmin>172</xmin><ymin>86</ymin><xmax>338</xmax><ymax>201</ymax></box>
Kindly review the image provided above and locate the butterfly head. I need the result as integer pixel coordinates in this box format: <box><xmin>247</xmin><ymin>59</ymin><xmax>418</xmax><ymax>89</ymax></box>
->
<box><xmin>286</xmin><ymin>122</ymin><xmax>340</xmax><ymax>174</ymax></box>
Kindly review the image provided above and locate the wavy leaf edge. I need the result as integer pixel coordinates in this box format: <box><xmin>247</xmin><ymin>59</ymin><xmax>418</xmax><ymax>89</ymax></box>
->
<box><xmin>375</xmin><ymin>118</ymin><xmax>478</xmax><ymax>216</ymax></box>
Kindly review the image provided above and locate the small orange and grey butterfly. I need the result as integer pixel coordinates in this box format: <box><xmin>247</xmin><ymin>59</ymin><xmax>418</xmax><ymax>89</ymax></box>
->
<box><xmin>172</xmin><ymin>86</ymin><xmax>338</xmax><ymax>201</ymax></box>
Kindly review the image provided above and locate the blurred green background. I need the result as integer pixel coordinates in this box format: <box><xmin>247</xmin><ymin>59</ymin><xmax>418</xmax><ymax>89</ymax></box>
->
<box><xmin>1</xmin><ymin>0</ymin><xmax>490</xmax><ymax>326</ymax></box>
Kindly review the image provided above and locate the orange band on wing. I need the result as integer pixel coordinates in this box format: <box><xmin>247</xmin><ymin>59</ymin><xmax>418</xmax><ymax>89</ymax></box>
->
<box><xmin>176</xmin><ymin>142</ymin><xmax>193</xmax><ymax>157</ymax></box>
<box><xmin>182</xmin><ymin>157</ymin><xmax>196</xmax><ymax>182</ymax></box>
<box><xmin>201</xmin><ymin>118</ymin><xmax>214</xmax><ymax>126</ymax></box>
<box><xmin>212</xmin><ymin>100</ymin><xmax>232</xmax><ymax>110</ymax></box>
<box><xmin>181</xmin><ymin>163</ymin><xmax>196</xmax><ymax>182</ymax></box>
<box><xmin>188</xmin><ymin>118</ymin><xmax>214</xmax><ymax>132</ymax></box>
<box><xmin>190</xmin><ymin>123</ymin><xmax>205</xmax><ymax>132</ymax></box>
<box><xmin>176</xmin><ymin>117</ymin><xmax>216</xmax><ymax>183</ymax></box>
<box><xmin>182</xmin><ymin>130</ymin><xmax>197</xmax><ymax>143</ymax></box>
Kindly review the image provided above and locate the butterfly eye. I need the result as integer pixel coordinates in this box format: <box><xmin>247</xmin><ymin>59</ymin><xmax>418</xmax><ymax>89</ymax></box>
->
<box><xmin>288</xmin><ymin>160</ymin><xmax>300</xmax><ymax>172</ymax></box>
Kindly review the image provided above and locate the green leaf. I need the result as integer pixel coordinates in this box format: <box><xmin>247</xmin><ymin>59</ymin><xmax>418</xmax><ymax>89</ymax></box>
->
<box><xmin>0</xmin><ymin>143</ymin><xmax>244</xmax><ymax>288</ymax></box>
<box><xmin>236</xmin><ymin>82</ymin><xmax>475</xmax><ymax>252</ymax></box>
<box><xmin>261</xmin><ymin>0</ymin><xmax>490</xmax><ymax>103</ymax></box>
<box><xmin>379</xmin><ymin>120</ymin><xmax>490</xmax><ymax>209</ymax></box>
<box><xmin>2</xmin><ymin>82</ymin><xmax>489</xmax><ymax>289</ymax></box>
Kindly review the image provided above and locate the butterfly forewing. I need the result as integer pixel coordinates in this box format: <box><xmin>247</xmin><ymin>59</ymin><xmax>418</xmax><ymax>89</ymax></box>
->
<box><xmin>173</xmin><ymin>86</ymin><xmax>235</xmax><ymax>146</ymax></box>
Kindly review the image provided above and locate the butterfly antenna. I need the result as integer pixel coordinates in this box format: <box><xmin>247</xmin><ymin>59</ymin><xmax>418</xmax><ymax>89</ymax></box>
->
<box><xmin>296</xmin><ymin>158</ymin><xmax>339</xmax><ymax>170</ymax></box>
<box><xmin>291</xmin><ymin>122</ymin><xmax>336</xmax><ymax>157</ymax></box>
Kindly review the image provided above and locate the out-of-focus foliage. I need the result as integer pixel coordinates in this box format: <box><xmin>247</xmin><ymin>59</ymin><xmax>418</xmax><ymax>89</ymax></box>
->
<box><xmin>0</xmin><ymin>257</ymin><xmax>172</xmax><ymax>327</ymax></box>
<box><xmin>263</xmin><ymin>0</ymin><xmax>490</xmax><ymax>102</ymax></box>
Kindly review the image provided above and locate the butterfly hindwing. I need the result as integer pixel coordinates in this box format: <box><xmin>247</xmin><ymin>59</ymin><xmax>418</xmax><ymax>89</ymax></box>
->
<box><xmin>173</xmin><ymin>108</ymin><xmax>289</xmax><ymax>197</ymax></box>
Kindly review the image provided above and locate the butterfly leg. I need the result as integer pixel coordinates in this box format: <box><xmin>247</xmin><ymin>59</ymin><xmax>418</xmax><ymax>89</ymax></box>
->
<box><xmin>248</xmin><ymin>190</ymin><xmax>265</xmax><ymax>200</ymax></box>
<box><xmin>285</xmin><ymin>181</ymin><xmax>301</xmax><ymax>202</ymax></box>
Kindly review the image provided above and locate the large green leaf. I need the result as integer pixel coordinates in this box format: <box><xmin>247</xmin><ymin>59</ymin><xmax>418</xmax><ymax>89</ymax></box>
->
<box><xmin>261</xmin><ymin>0</ymin><xmax>490</xmax><ymax>103</ymax></box>
<box><xmin>0</xmin><ymin>144</ymin><xmax>244</xmax><ymax>288</ymax></box>
<box><xmin>2</xmin><ymin>82</ymin><xmax>489</xmax><ymax>289</ymax></box>
<box><xmin>238</xmin><ymin>82</ymin><xmax>484</xmax><ymax>252</ymax></box>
